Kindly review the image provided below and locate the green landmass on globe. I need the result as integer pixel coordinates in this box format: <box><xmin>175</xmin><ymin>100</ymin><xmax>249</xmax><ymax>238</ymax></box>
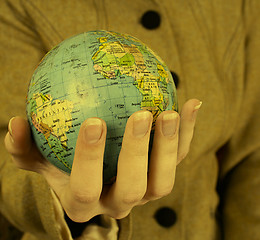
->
<box><xmin>26</xmin><ymin>30</ymin><xmax>178</xmax><ymax>183</ymax></box>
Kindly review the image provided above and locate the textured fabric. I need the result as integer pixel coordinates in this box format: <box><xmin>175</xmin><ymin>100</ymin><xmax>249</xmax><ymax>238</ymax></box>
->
<box><xmin>0</xmin><ymin>0</ymin><xmax>260</xmax><ymax>239</ymax></box>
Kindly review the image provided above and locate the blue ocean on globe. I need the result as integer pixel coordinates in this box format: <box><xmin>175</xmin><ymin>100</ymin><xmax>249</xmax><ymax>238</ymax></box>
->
<box><xmin>26</xmin><ymin>30</ymin><xmax>178</xmax><ymax>183</ymax></box>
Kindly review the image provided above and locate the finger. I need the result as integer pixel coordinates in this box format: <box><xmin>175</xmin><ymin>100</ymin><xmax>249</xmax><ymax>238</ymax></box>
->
<box><xmin>5</xmin><ymin>117</ymin><xmax>32</xmax><ymax>156</ymax></box>
<box><xmin>63</xmin><ymin>118</ymin><xmax>106</xmax><ymax>219</ymax></box>
<box><xmin>108</xmin><ymin>111</ymin><xmax>152</xmax><ymax>208</ymax></box>
<box><xmin>144</xmin><ymin>110</ymin><xmax>180</xmax><ymax>201</ymax></box>
<box><xmin>4</xmin><ymin>117</ymin><xmax>46</xmax><ymax>172</ymax></box>
<box><xmin>177</xmin><ymin>99</ymin><xmax>202</xmax><ymax>164</ymax></box>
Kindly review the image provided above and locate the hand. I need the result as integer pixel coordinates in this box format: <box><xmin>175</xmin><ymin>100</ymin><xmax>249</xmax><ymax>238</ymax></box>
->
<box><xmin>5</xmin><ymin>99</ymin><xmax>201</xmax><ymax>222</ymax></box>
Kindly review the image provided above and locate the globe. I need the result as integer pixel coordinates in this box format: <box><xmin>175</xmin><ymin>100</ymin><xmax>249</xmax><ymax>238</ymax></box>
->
<box><xmin>26</xmin><ymin>30</ymin><xmax>178</xmax><ymax>183</ymax></box>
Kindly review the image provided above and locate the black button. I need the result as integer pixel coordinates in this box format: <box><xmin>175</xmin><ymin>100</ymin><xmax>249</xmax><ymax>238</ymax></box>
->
<box><xmin>141</xmin><ymin>10</ymin><xmax>161</xmax><ymax>30</ymax></box>
<box><xmin>154</xmin><ymin>207</ymin><xmax>177</xmax><ymax>228</ymax></box>
<box><xmin>171</xmin><ymin>71</ymin><xmax>179</xmax><ymax>88</ymax></box>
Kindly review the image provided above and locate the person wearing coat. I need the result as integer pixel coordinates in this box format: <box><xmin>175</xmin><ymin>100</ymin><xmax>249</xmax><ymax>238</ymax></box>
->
<box><xmin>1</xmin><ymin>0</ymin><xmax>260</xmax><ymax>239</ymax></box>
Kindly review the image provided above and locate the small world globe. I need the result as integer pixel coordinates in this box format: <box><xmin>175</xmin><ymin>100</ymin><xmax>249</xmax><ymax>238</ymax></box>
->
<box><xmin>26</xmin><ymin>30</ymin><xmax>178</xmax><ymax>183</ymax></box>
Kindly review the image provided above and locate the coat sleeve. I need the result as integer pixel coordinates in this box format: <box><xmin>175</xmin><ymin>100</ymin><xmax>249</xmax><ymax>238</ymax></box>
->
<box><xmin>218</xmin><ymin>1</ymin><xmax>260</xmax><ymax>239</ymax></box>
<box><xmin>0</xmin><ymin>1</ymin><xmax>71</xmax><ymax>239</ymax></box>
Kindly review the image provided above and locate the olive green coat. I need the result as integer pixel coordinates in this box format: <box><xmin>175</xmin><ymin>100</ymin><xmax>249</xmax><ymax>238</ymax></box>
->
<box><xmin>1</xmin><ymin>0</ymin><xmax>260</xmax><ymax>239</ymax></box>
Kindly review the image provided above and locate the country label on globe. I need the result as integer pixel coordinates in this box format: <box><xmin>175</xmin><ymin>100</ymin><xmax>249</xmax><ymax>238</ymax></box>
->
<box><xmin>26</xmin><ymin>30</ymin><xmax>178</xmax><ymax>183</ymax></box>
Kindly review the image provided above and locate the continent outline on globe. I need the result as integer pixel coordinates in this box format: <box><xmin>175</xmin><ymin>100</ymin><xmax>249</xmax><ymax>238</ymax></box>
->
<box><xmin>26</xmin><ymin>30</ymin><xmax>178</xmax><ymax>183</ymax></box>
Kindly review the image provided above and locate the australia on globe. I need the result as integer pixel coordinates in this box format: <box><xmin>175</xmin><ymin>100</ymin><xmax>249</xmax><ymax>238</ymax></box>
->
<box><xmin>26</xmin><ymin>30</ymin><xmax>178</xmax><ymax>183</ymax></box>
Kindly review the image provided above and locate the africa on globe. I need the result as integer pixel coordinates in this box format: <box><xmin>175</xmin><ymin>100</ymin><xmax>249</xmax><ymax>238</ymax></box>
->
<box><xmin>26</xmin><ymin>30</ymin><xmax>178</xmax><ymax>183</ymax></box>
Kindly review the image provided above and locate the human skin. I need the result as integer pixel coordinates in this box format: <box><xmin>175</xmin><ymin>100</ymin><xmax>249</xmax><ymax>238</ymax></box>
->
<box><xmin>5</xmin><ymin>98</ymin><xmax>201</xmax><ymax>222</ymax></box>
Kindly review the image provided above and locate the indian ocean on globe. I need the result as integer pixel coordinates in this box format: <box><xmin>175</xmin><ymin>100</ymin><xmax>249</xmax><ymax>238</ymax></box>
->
<box><xmin>26</xmin><ymin>30</ymin><xmax>178</xmax><ymax>184</ymax></box>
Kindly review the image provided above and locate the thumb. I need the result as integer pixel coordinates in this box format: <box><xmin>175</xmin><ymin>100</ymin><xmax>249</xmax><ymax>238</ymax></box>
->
<box><xmin>5</xmin><ymin>117</ymin><xmax>32</xmax><ymax>155</ymax></box>
<box><xmin>4</xmin><ymin>116</ymin><xmax>46</xmax><ymax>172</ymax></box>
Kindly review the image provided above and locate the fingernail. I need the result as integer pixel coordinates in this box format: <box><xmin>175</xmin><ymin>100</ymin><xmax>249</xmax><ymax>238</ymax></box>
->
<box><xmin>84</xmin><ymin>118</ymin><xmax>103</xmax><ymax>144</ymax></box>
<box><xmin>133</xmin><ymin>111</ymin><xmax>152</xmax><ymax>138</ymax></box>
<box><xmin>8</xmin><ymin>117</ymin><xmax>15</xmax><ymax>143</ymax></box>
<box><xmin>162</xmin><ymin>112</ymin><xmax>178</xmax><ymax>136</ymax></box>
<box><xmin>192</xmin><ymin>101</ymin><xmax>202</xmax><ymax>120</ymax></box>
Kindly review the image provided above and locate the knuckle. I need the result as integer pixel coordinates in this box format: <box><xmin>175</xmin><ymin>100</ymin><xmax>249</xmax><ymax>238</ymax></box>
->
<box><xmin>11</xmin><ymin>159</ymin><xmax>28</xmax><ymax>170</ymax></box>
<box><xmin>10</xmin><ymin>156</ymin><xmax>35</xmax><ymax>172</ymax></box>
<box><xmin>121</xmin><ymin>191</ymin><xmax>145</xmax><ymax>205</ymax></box>
<box><xmin>137</xmin><ymin>199</ymin><xmax>149</xmax><ymax>206</ymax></box>
<box><xmin>71</xmin><ymin>189</ymin><xmax>100</xmax><ymax>204</ymax></box>
<box><xmin>112</xmin><ymin>210</ymin><xmax>131</xmax><ymax>219</ymax></box>
<box><xmin>65</xmin><ymin>211</ymin><xmax>92</xmax><ymax>223</ymax></box>
<box><xmin>148</xmin><ymin>185</ymin><xmax>174</xmax><ymax>200</ymax></box>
